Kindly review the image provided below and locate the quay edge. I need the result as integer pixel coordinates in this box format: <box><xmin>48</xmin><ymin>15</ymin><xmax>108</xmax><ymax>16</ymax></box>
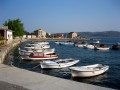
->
<box><xmin>0</xmin><ymin>64</ymin><xmax>115</xmax><ymax>90</ymax></box>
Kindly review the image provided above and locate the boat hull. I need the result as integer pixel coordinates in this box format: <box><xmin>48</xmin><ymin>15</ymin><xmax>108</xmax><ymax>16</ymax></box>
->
<box><xmin>21</xmin><ymin>55</ymin><xmax>58</xmax><ymax>60</ymax></box>
<box><xmin>83</xmin><ymin>45</ymin><xmax>95</xmax><ymax>49</ymax></box>
<box><xmin>70</xmin><ymin>64</ymin><xmax>109</xmax><ymax>77</ymax></box>
<box><xmin>41</xmin><ymin>59</ymin><xmax>79</xmax><ymax>69</ymax></box>
<box><xmin>19</xmin><ymin>48</ymin><xmax>55</xmax><ymax>56</ymax></box>
<box><xmin>95</xmin><ymin>47</ymin><xmax>110</xmax><ymax>50</ymax></box>
<box><xmin>77</xmin><ymin>44</ymin><xmax>87</xmax><ymax>48</ymax></box>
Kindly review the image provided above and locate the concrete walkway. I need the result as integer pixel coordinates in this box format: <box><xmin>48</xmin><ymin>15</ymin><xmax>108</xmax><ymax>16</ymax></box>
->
<box><xmin>0</xmin><ymin>64</ymin><xmax>114</xmax><ymax>90</ymax></box>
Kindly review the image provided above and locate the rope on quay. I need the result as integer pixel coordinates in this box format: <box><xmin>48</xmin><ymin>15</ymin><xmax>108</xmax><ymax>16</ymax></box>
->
<box><xmin>31</xmin><ymin>64</ymin><xmax>41</xmax><ymax>69</ymax></box>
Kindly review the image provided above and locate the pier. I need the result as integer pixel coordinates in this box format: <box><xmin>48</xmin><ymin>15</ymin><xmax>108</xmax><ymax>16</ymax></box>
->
<box><xmin>0</xmin><ymin>64</ymin><xmax>114</xmax><ymax>90</ymax></box>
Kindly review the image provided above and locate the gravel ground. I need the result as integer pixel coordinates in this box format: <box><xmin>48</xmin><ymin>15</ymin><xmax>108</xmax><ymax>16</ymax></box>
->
<box><xmin>0</xmin><ymin>81</ymin><xmax>29</xmax><ymax>90</ymax></box>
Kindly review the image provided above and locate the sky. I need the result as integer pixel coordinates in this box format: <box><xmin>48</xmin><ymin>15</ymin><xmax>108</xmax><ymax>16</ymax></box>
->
<box><xmin>0</xmin><ymin>0</ymin><xmax>120</xmax><ymax>33</ymax></box>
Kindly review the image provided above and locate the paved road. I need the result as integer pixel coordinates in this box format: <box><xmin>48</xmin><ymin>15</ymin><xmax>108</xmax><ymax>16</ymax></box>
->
<box><xmin>0</xmin><ymin>81</ymin><xmax>29</xmax><ymax>90</ymax></box>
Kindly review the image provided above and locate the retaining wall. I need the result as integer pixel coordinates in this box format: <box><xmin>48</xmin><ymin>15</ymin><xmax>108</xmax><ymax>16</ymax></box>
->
<box><xmin>0</xmin><ymin>40</ymin><xmax>21</xmax><ymax>64</ymax></box>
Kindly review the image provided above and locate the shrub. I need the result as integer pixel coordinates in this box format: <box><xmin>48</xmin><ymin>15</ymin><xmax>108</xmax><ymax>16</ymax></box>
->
<box><xmin>0</xmin><ymin>35</ymin><xmax>5</xmax><ymax>40</ymax></box>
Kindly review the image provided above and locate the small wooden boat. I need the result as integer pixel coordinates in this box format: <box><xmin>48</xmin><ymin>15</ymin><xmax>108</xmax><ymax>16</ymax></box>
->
<box><xmin>19</xmin><ymin>48</ymin><xmax>55</xmax><ymax>56</ymax></box>
<box><xmin>69</xmin><ymin>64</ymin><xmax>109</xmax><ymax>77</ymax></box>
<box><xmin>24</xmin><ymin>44</ymin><xmax>50</xmax><ymax>49</ymax></box>
<box><xmin>40</xmin><ymin>58</ymin><xmax>80</xmax><ymax>69</ymax></box>
<box><xmin>59</xmin><ymin>41</ymin><xmax>74</xmax><ymax>46</ymax></box>
<box><xmin>32</xmin><ymin>41</ymin><xmax>49</xmax><ymax>45</ymax></box>
<box><xmin>55</xmin><ymin>41</ymin><xmax>60</xmax><ymax>44</ymax></box>
<box><xmin>94</xmin><ymin>47</ymin><xmax>110</xmax><ymax>50</ymax></box>
<box><xmin>94</xmin><ymin>44</ymin><xmax>110</xmax><ymax>50</ymax></box>
<box><xmin>83</xmin><ymin>44</ymin><xmax>95</xmax><ymax>49</ymax></box>
<box><xmin>111</xmin><ymin>43</ymin><xmax>120</xmax><ymax>50</ymax></box>
<box><xmin>20</xmin><ymin>52</ymin><xmax>58</xmax><ymax>60</ymax></box>
<box><xmin>77</xmin><ymin>42</ymin><xmax>87</xmax><ymax>48</ymax></box>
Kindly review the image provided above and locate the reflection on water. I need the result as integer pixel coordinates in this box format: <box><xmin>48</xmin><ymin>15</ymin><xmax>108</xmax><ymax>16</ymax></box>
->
<box><xmin>72</xmin><ymin>73</ymin><xmax>108</xmax><ymax>84</ymax></box>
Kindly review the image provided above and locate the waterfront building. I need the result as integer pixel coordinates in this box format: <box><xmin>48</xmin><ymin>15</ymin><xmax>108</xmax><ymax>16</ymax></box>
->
<box><xmin>68</xmin><ymin>32</ymin><xmax>77</xmax><ymax>38</ymax></box>
<box><xmin>34</xmin><ymin>29</ymin><xmax>47</xmax><ymax>39</ymax></box>
<box><xmin>53</xmin><ymin>33</ymin><xmax>64</xmax><ymax>38</ymax></box>
<box><xmin>0</xmin><ymin>26</ymin><xmax>13</xmax><ymax>42</ymax></box>
<box><xmin>27</xmin><ymin>35</ymin><xmax>32</xmax><ymax>39</ymax></box>
<box><xmin>22</xmin><ymin>35</ymin><xmax>27</xmax><ymax>39</ymax></box>
<box><xmin>31</xmin><ymin>35</ymin><xmax>37</xmax><ymax>39</ymax></box>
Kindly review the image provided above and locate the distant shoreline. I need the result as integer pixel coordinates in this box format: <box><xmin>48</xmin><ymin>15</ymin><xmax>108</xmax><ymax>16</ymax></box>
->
<box><xmin>89</xmin><ymin>37</ymin><xmax>120</xmax><ymax>39</ymax></box>
<box><xmin>28</xmin><ymin>38</ymin><xmax>88</xmax><ymax>41</ymax></box>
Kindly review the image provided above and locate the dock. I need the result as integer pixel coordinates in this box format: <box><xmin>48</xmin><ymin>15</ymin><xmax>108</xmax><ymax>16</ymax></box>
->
<box><xmin>0</xmin><ymin>64</ymin><xmax>114</xmax><ymax>90</ymax></box>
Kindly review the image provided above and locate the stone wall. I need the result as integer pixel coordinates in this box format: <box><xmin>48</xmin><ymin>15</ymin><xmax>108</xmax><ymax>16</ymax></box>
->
<box><xmin>0</xmin><ymin>40</ymin><xmax>21</xmax><ymax>64</ymax></box>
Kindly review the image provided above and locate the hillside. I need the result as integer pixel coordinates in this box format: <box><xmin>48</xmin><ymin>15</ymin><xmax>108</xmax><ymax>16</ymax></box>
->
<box><xmin>78</xmin><ymin>31</ymin><xmax>120</xmax><ymax>38</ymax></box>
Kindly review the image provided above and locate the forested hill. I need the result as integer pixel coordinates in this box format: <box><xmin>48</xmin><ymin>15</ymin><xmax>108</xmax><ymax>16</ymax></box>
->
<box><xmin>78</xmin><ymin>31</ymin><xmax>120</xmax><ymax>38</ymax></box>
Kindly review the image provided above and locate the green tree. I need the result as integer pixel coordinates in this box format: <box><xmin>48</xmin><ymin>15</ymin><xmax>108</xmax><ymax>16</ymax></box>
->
<box><xmin>3</xmin><ymin>19</ymin><xmax>25</xmax><ymax>37</ymax></box>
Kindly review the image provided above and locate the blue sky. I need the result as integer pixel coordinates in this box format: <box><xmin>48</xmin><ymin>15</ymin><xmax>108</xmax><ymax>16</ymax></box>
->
<box><xmin>0</xmin><ymin>0</ymin><xmax>120</xmax><ymax>33</ymax></box>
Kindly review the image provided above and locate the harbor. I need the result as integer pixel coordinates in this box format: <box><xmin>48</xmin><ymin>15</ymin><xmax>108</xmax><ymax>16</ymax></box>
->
<box><xmin>0</xmin><ymin>38</ymin><xmax>119</xmax><ymax>90</ymax></box>
<box><xmin>1</xmin><ymin>0</ymin><xmax>120</xmax><ymax>89</ymax></box>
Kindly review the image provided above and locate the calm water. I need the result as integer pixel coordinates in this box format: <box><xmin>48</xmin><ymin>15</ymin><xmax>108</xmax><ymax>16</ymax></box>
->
<box><xmin>4</xmin><ymin>38</ymin><xmax>120</xmax><ymax>90</ymax></box>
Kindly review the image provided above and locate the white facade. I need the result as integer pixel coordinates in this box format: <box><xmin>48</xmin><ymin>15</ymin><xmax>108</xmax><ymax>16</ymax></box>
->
<box><xmin>68</xmin><ymin>32</ymin><xmax>78</xmax><ymax>38</ymax></box>
<box><xmin>72</xmin><ymin>32</ymin><xmax>77</xmax><ymax>38</ymax></box>
<box><xmin>7</xmin><ymin>30</ymin><xmax>13</xmax><ymax>40</ymax></box>
<box><xmin>27</xmin><ymin>35</ymin><xmax>32</xmax><ymax>38</ymax></box>
<box><xmin>38</xmin><ymin>30</ymin><xmax>46</xmax><ymax>38</ymax></box>
<box><xmin>34</xmin><ymin>29</ymin><xmax>47</xmax><ymax>39</ymax></box>
<box><xmin>0</xmin><ymin>26</ymin><xmax>13</xmax><ymax>41</ymax></box>
<box><xmin>23</xmin><ymin>35</ymin><xmax>27</xmax><ymax>38</ymax></box>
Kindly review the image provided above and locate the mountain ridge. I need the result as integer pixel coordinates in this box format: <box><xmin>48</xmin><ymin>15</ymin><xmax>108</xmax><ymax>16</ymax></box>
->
<box><xmin>77</xmin><ymin>31</ymin><xmax>120</xmax><ymax>38</ymax></box>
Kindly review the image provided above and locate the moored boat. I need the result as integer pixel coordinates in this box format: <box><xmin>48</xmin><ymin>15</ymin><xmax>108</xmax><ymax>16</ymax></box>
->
<box><xmin>94</xmin><ymin>47</ymin><xmax>110</xmax><ymax>50</ymax></box>
<box><xmin>32</xmin><ymin>41</ymin><xmax>49</xmax><ymax>45</ymax></box>
<box><xmin>83</xmin><ymin>44</ymin><xmax>95</xmax><ymax>49</ymax></box>
<box><xmin>19</xmin><ymin>48</ymin><xmax>55</xmax><ymax>56</ymax></box>
<box><xmin>111</xmin><ymin>43</ymin><xmax>120</xmax><ymax>50</ymax></box>
<box><xmin>77</xmin><ymin>41</ymin><xmax>88</xmax><ymax>48</ymax></box>
<box><xmin>55</xmin><ymin>41</ymin><xmax>60</xmax><ymax>44</ymax></box>
<box><xmin>24</xmin><ymin>43</ymin><xmax>50</xmax><ymax>49</ymax></box>
<box><xmin>59</xmin><ymin>41</ymin><xmax>74</xmax><ymax>46</ymax></box>
<box><xmin>20</xmin><ymin>52</ymin><xmax>58</xmax><ymax>60</ymax></box>
<box><xmin>94</xmin><ymin>44</ymin><xmax>110</xmax><ymax>50</ymax></box>
<box><xmin>40</xmin><ymin>58</ymin><xmax>80</xmax><ymax>69</ymax></box>
<box><xmin>69</xmin><ymin>64</ymin><xmax>109</xmax><ymax>77</ymax></box>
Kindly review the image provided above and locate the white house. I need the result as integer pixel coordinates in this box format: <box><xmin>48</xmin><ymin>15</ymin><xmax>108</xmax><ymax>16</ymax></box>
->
<box><xmin>0</xmin><ymin>26</ymin><xmax>13</xmax><ymax>41</ymax></box>
<box><xmin>68</xmin><ymin>32</ymin><xmax>77</xmax><ymax>38</ymax></box>
<box><xmin>34</xmin><ymin>29</ymin><xmax>47</xmax><ymax>39</ymax></box>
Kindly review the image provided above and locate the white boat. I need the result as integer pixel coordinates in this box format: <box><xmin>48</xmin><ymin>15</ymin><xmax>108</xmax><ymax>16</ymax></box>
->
<box><xmin>77</xmin><ymin>44</ymin><xmax>87</xmax><ymax>48</ymax></box>
<box><xmin>24</xmin><ymin>44</ymin><xmax>50</xmax><ymax>49</ymax></box>
<box><xmin>19</xmin><ymin>48</ymin><xmax>55</xmax><ymax>56</ymax></box>
<box><xmin>83</xmin><ymin>44</ymin><xmax>95</xmax><ymax>49</ymax></box>
<box><xmin>94</xmin><ymin>40</ymin><xmax>100</xmax><ymax>44</ymax></box>
<box><xmin>40</xmin><ymin>58</ymin><xmax>80</xmax><ymax>69</ymax></box>
<box><xmin>55</xmin><ymin>41</ymin><xmax>60</xmax><ymax>44</ymax></box>
<box><xmin>59</xmin><ymin>42</ymin><xmax>74</xmax><ymax>46</ymax></box>
<box><xmin>77</xmin><ymin>42</ymin><xmax>88</xmax><ymax>48</ymax></box>
<box><xmin>20</xmin><ymin>52</ymin><xmax>58</xmax><ymax>60</ymax></box>
<box><xmin>94</xmin><ymin>44</ymin><xmax>110</xmax><ymax>50</ymax></box>
<box><xmin>94</xmin><ymin>47</ymin><xmax>110</xmax><ymax>50</ymax></box>
<box><xmin>32</xmin><ymin>41</ymin><xmax>49</xmax><ymax>45</ymax></box>
<box><xmin>69</xmin><ymin>64</ymin><xmax>109</xmax><ymax>77</ymax></box>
